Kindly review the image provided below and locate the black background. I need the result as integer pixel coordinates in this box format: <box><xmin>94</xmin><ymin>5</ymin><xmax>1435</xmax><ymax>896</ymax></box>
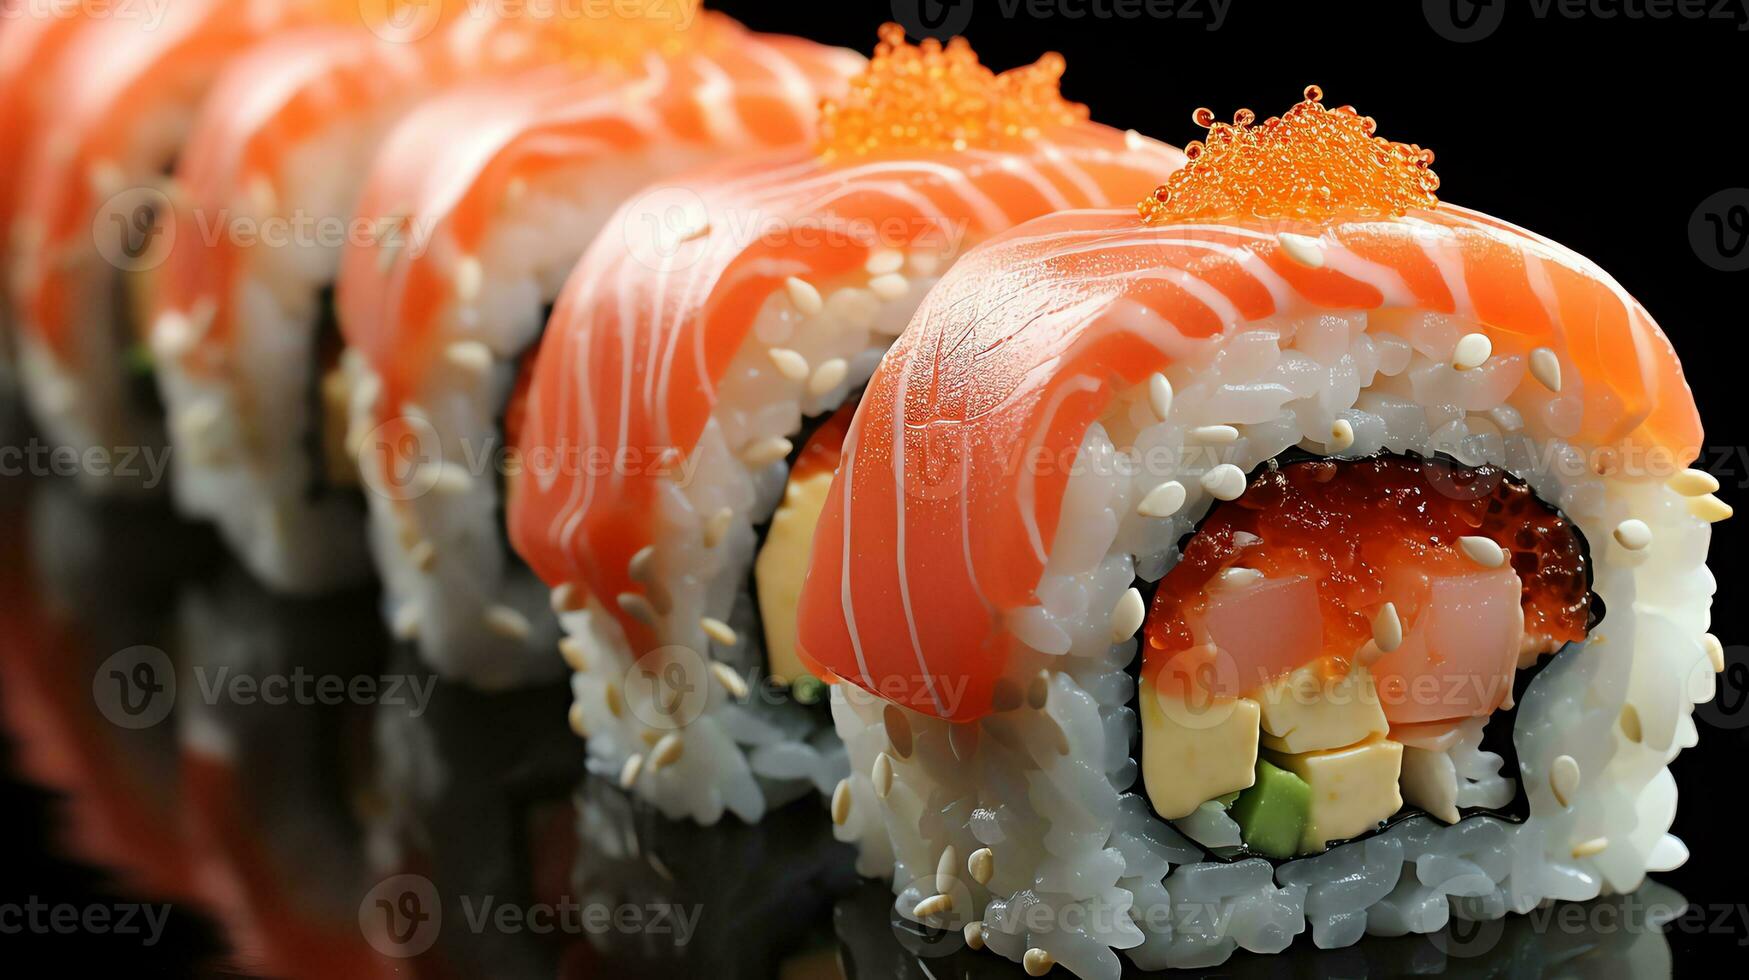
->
<box><xmin>4</xmin><ymin>0</ymin><xmax>1747</xmax><ymax>974</ymax></box>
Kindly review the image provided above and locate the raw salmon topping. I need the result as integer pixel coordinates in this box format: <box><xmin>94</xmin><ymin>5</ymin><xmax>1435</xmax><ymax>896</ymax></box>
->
<box><xmin>1145</xmin><ymin>455</ymin><xmax>1592</xmax><ymax>697</ymax></box>
<box><xmin>817</xmin><ymin>23</ymin><xmax>1087</xmax><ymax>158</ymax></box>
<box><xmin>1138</xmin><ymin>85</ymin><xmax>1439</xmax><ymax>224</ymax></box>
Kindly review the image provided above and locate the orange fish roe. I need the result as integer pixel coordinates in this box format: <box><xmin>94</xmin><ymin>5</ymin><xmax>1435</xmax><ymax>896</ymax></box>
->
<box><xmin>817</xmin><ymin>23</ymin><xmax>1088</xmax><ymax>158</ymax></box>
<box><xmin>1144</xmin><ymin>456</ymin><xmax>1592</xmax><ymax>694</ymax></box>
<box><xmin>1138</xmin><ymin>85</ymin><xmax>1439</xmax><ymax>224</ymax></box>
<box><xmin>527</xmin><ymin>0</ymin><xmax>716</xmax><ymax>66</ymax></box>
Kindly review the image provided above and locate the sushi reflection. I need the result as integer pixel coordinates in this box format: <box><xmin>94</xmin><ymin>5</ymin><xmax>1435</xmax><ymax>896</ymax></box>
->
<box><xmin>0</xmin><ymin>476</ymin><xmax>1702</xmax><ymax>977</ymax></box>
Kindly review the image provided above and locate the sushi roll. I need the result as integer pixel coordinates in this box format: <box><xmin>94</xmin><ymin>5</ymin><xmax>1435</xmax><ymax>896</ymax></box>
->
<box><xmin>2</xmin><ymin>0</ymin><xmax>362</xmax><ymax>493</ymax></box>
<box><xmin>506</xmin><ymin>26</ymin><xmax>1182</xmax><ymax>824</ymax></box>
<box><xmin>795</xmin><ymin>89</ymin><xmax>1721</xmax><ymax>977</ymax></box>
<box><xmin>145</xmin><ymin>6</ymin><xmax>699</xmax><ymax>593</ymax></box>
<box><xmin>337</xmin><ymin>14</ymin><xmax>862</xmax><ymax>686</ymax></box>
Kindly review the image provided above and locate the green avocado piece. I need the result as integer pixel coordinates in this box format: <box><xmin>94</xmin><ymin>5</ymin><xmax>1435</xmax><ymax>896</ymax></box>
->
<box><xmin>1231</xmin><ymin>758</ymin><xmax>1311</xmax><ymax>859</ymax></box>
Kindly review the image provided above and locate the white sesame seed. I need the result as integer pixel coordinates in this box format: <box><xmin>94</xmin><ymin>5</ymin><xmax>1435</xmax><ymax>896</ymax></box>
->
<box><xmin>485</xmin><ymin>605</ymin><xmax>531</xmax><ymax>640</ymax></box>
<box><xmin>1329</xmin><ymin>418</ymin><xmax>1355</xmax><ymax>452</ymax></box>
<box><xmin>1201</xmin><ymin>463</ymin><xmax>1247</xmax><ymax>501</ymax></box>
<box><xmin>150</xmin><ymin>311</ymin><xmax>196</xmax><ymax>360</ymax></box>
<box><xmin>1214</xmin><ymin>567</ymin><xmax>1264</xmax><ymax>591</ymax></box>
<box><xmin>677</xmin><ymin>217</ymin><xmax>709</xmax><ymax>242</ymax></box>
<box><xmin>711</xmin><ymin>662</ymin><xmax>749</xmax><ymax>699</ymax></box>
<box><xmin>445</xmin><ymin>340</ymin><xmax>493</xmax><ymax>377</ymax></box>
<box><xmin>1571</xmin><ymin>837</ymin><xmax>1609</xmax><ymax>859</ymax></box>
<box><xmin>1452</xmin><ymin>332</ymin><xmax>1491</xmax><ymax>370</ymax></box>
<box><xmin>1620</xmin><ymin>704</ymin><xmax>1642</xmax><ymax>743</ymax></box>
<box><xmin>1550</xmin><ymin>754</ymin><xmax>1580</xmax><ymax>808</ymax></box>
<box><xmin>617</xmin><ymin>592</ymin><xmax>658</xmax><ymax>626</ymax></box>
<box><xmin>1023</xmin><ymin>948</ymin><xmax>1055</xmax><ymax>976</ymax></box>
<box><xmin>604</xmin><ymin>683</ymin><xmax>623</xmax><ymax>718</ymax></box>
<box><xmin>650</xmin><ymin>732</ymin><xmax>684</xmax><ymax>769</ymax></box>
<box><xmin>831</xmin><ymin>778</ymin><xmax>852</xmax><ymax>825</ymax></box>
<box><xmin>968</xmin><ymin>847</ymin><xmax>994</xmax><ymax>885</ymax></box>
<box><xmin>913</xmin><ymin>894</ymin><xmax>953</xmax><ymax>918</ymax></box>
<box><xmin>558</xmin><ymin>636</ymin><xmax>588</xmax><ymax>671</ymax></box>
<box><xmin>1457</xmin><ymin>535</ymin><xmax>1506</xmax><ymax>568</ymax></box>
<box><xmin>1136</xmin><ymin>480</ymin><xmax>1186</xmax><ymax>518</ymax></box>
<box><xmin>1026</xmin><ymin>670</ymin><xmax>1050</xmax><ymax>709</ymax></box>
<box><xmin>871</xmin><ymin>752</ymin><xmax>894</xmax><ymax>799</ymax></box>
<box><xmin>1276</xmin><ymin>232</ymin><xmax>1324</xmax><ymax>268</ymax></box>
<box><xmin>1669</xmin><ymin>468</ymin><xmax>1720</xmax><ymax>497</ymax></box>
<box><xmin>454</xmin><ymin>256</ymin><xmax>483</xmax><ymax>302</ymax></box>
<box><xmin>936</xmin><ymin>846</ymin><xmax>958</xmax><ymax>896</ymax></box>
<box><xmin>1110</xmin><ymin>587</ymin><xmax>1145</xmax><ymax>643</ymax></box>
<box><xmin>1529</xmin><ymin>347</ymin><xmax>1562</xmax><ymax>392</ymax></box>
<box><xmin>431</xmin><ymin>465</ymin><xmax>471</xmax><ymax>496</ymax></box>
<box><xmin>809</xmin><ymin>357</ymin><xmax>848</xmax><ymax>397</ymax></box>
<box><xmin>1190</xmin><ymin>424</ymin><xmax>1239</xmax><ymax>444</ymax></box>
<box><xmin>769</xmin><ymin>347</ymin><xmax>810</xmax><ymax>382</ymax></box>
<box><xmin>963</xmin><ymin>922</ymin><xmax>985</xmax><ymax>950</ymax></box>
<box><xmin>784</xmin><ymin>276</ymin><xmax>823</xmax><ymax>316</ymax></box>
<box><xmin>741</xmin><ymin>436</ymin><xmax>793</xmax><ymax>468</ymax></box>
<box><xmin>1704</xmin><ymin>633</ymin><xmax>1725</xmax><ymax>673</ymax></box>
<box><xmin>1691</xmin><ymin>494</ymin><xmax>1732</xmax><ymax>523</ymax></box>
<box><xmin>703</xmin><ymin>506</ymin><xmax>734</xmax><ymax>548</ymax></box>
<box><xmin>1612</xmin><ymin>519</ymin><xmax>1652</xmax><ymax>551</ymax></box>
<box><xmin>567</xmin><ymin>702</ymin><xmax>588</xmax><ymax>737</ymax></box>
<box><xmin>1373</xmin><ymin>602</ymin><xmax>1403</xmax><ymax>653</ymax></box>
<box><xmin>551</xmin><ymin>583</ymin><xmax>586</xmax><ymax>614</ymax></box>
<box><xmin>408</xmin><ymin>539</ymin><xmax>437</xmax><ymax>571</ymax></box>
<box><xmin>700</xmin><ymin>617</ymin><xmax>738</xmax><ymax>647</ymax></box>
<box><xmin>628</xmin><ymin>545</ymin><xmax>657</xmax><ymax>582</ymax></box>
<box><xmin>865</xmin><ymin>249</ymin><xmax>904</xmax><ymax>276</ymax></box>
<box><xmin>868</xmin><ymin>272</ymin><xmax>909</xmax><ymax>301</ymax></box>
<box><xmin>619</xmin><ymin>752</ymin><xmax>645</xmax><ymax>789</ymax></box>
<box><xmin>1147</xmin><ymin>372</ymin><xmax>1173</xmax><ymax>420</ymax></box>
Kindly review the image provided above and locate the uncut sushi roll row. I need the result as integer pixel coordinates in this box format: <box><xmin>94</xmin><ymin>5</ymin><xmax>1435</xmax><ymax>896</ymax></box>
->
<box><xmin>506</xmin><ymin>27</ymin><xmax>1181</xmax><ymax>822</ymax></box>
<box><xmin>786</xmin><ymin>89</ymin><xmax>1726</xmax><ymax>976</ymax></box>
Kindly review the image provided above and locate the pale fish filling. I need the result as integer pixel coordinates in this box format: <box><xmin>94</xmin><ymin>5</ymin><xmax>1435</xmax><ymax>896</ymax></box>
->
<box><xmin>829</xmin><ymin>308</ymin><xmax>1719</xmax><ymax>979</ymax></box>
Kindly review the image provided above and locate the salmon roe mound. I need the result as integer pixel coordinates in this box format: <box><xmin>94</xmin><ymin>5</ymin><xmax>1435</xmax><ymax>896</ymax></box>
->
<box><xmin>529</xmin><ymin>0</ymin><xmax>718</xmax><ymax>66</ymax></box>
<box><xmin>1145</xmin><ymin>455</ymin><xmax>1593</xmax><ymax>678</ymax></box>
<box><xmin>1138</xmin><ymin>85</ymin><xmax>1440</xmax><ymax>224</ymax></box>
<box><xmin>817</xmin><ymin>23</ymin><xmax>1089</xmax><ymax>158</ymax></box>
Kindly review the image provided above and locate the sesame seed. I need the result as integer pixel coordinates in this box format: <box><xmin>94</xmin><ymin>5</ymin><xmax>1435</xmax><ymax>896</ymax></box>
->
<box><xmin>1023</xmin><ymin>948</ymin><xmax>1055</xmax><ymax>976</ymax></box>
<box><xmin>1110</xmin><ymin>587</ymin><xmax>1145</xmax><ymax>642</ymax></box>
<box><xmin>869</xmin><ymin>272</ymin><xmax>909</xmax><ymax>302</ymax></box>
<box><xmin>617</xmin><ymin>592</ymin><xmax>658</xmax><ymax>626</ymax></box>
<box><xmin>1571</xmin><ymin>837</ymin><xmax>1609</xmax><ymax>859</ymax></box>
<box><xmin>784</xmin><ymin>277</ymin><xmax>823</xmax><ymax>316</ymax></box>
<box><xmin>700</xmin><ymin>617</ymin><xmax>738</xmax><ymax>647</ymax></box>
<box><xmin>831</xmin><ymin>778</ymin><xmax>852</xmax><ymax>825</ymax></box>
<box><xmin>711</xmin><ymin>662</ymin><xmax>749</xmax><ymax>700</ymax></box>
<box><xmin>963</xmin><ymin>922</ymin><xmax>985</xmax><ymax>950</ymax></box>
<box><xmin>741</xmin><ymin>436</ymin><xmax>793</xmax><ymax>468</ymax></box>
<box><xmin>1452</xmin><ymin>332</ymin><xmax>1491</xmax><ymax>370</ymax></box>
<box><xmin>913</xmin><ymin>894</ymin><xmax>953</xmax><ymax>918</ymax></box>
<box><xmin>1612</xmin><ymin>519</ymin><xmax>1652</xmax><ymax>551</ymax></box>
<box><xmin>1026</xmin><ymin>670</ymin><xmax>1050</xmax><ymax>709</ymax></box>
<box><xmin>1529</xmin><ymin>347</ymin><xmax>1562</xmax><ymax>392</ymax></box>
<box><xmin>1373</xmin><ymin>602</ymin><xmax>1403</xmax><ymax>653</ymax></box>
<box><xmin>628</xmin><ymin>545</ymin><xmax>657</xmax><ymax>582</ymax></box>
<box><xmin>558</xmin><ymin>636</ymin><xmax>588</xmax><ymax>671</ymax></box>
<box><xmin>1691</xmin><ymin>494</ymin><xmax>1733</xmax><ymax>523</ymax></box>
<box><xmin>445</xmin><ymin>340</ymin><xmax>493</xmax><ymax>376</ymax></box>
<box><xmin>1457</xmin><ymin>535</ymin><xmax>1506</xmax><ymax>568</ymax></box>
<box><xmin>1276</xmin><ymin>232</ymin><xmax>1324</xmax><ymax>268</ymax></box>
<box><xmin>1669</xmin><ymin>468</ymin><xmax>1720</xmax><ymax>497</ymax></box>
<box><xmin>769</xmin><ymin>347</ymin><xmax>810</xmax><ymax>381</ymax></box>
<box><xmin>408</xmin><ymin>539</ymin><xmax>437</xmax><ymax>571</ymax></box>
<box><xmin>1201</xmin><ymin>463</ymin><xmax>1247</xmax><ymax>501</ymax></box>
<box><xmin>865</xmin><ymin>249</ymin><xmax>904</xmax><ymax>276</ymax></box>
<box><xmin>936</xmin><ymin>846</ymin><xmax>958</xmax><ymax>895</ymax></box>
<box><xmin>871</xmin><ymin>752</ymin><xmax>894</xmax><ymax>799</ymax></box>
<box><xmin>567</xmin><ymin>702</ymin><xmax>588</xmax><ymax>737</ymax></box>
<box><xmin>485</xmin><ymin>605</ymin><xmax>531</xmax><ymax>640</ymax></box>
<box><xmin>1329</xmin><ymin>418</ymin><xmax>1355</xmax><ymax>452</ymax></box>
<box><xmin>454</xmin><ymin>256</ymin><xmax>483</xmax><ymax>302</ymax></box>
<box><xmin>1704</xmin><ymin>633</ymin><xmax>1725</xmax><ymax>673</ymax></box>
<box><xmin>1214</xmin><ymin>567</ymin><xmax>1264</xmax><ymax>591</ymax></box>
<box><xmin>1147</xmin><ymin>373</ymin><xmax>1173</xmax><ymax>420</ymax></box>
<box><xmin>150</xmin><ymin>311</ymin><xmax>196</xmax><ymax>360</ymax></box>
<box><xmin>1620</xmin><ymin>704</ymin><xmax>1643</xmax><ymax>743</ymax></box>
<box><xmin>703</xmin><ymin>506</ymin><xmax>734</xmax><ymax>548</ymax></box>
<box><xmin>1137</xmin><ymin>480</ymin><xmax>1186</xmax><ymax>518</ymax></box>
<box><xmin>650</xmin><ymin>732</ymin><xmax>684</xmax><ymax>769</ymax></box>
<box><xmin>619</xmin><ymin>753</ymin><xmax>645</xmax><ymax>789</ymax></box>
<box><xmin>1191</xmin><ymin>424</ymin><xmax>1240</xmax><ymax>444</ymax></box>
<box><xmin>604</xmin><ymin>683</ymin><xmax>623</xmax><ymax>718</ymax></box>
<box><xmin>968</xmin><ymin>847</ymin><xmax>994</xmax><ymax>885</ymax></box>
<box><xmin>1550</xmin><ymin>754</ymin><xmax>1580</xmax><ymax>808</ymax></box>
<box><xmin>809</xmin><ymin>357</ymin><xmax>848</xmax><ymax>397</ymax></box>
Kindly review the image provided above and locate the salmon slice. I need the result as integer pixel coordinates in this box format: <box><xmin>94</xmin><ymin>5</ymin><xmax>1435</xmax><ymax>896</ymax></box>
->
<box><xmin>795</xmin><ymin>89</ymin><xmax>1701</xmax><ymax>722</ymax></box>
<box><xmin>507</xmin><ymin>27</ymin><xmax>1185</xmax><ymax>658</ymax></box>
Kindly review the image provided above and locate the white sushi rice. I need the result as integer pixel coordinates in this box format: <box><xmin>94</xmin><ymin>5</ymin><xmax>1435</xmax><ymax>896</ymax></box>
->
<box><xmin>154</xmin><ymin>118</ymin><xmax>401</xmax><ymax>593</ymax></box>
<box><xmin>830</xmin><ymin>309</ymin><xmax>1717</xmax><ymax>978</ymax></box>
<box><xmin>557</xmin><ymin>247</ymin><xmax>948</xmax><ymax>828</ymax></box>
<box><xmin>348</xmin><ymin>151</ymin><xmax>717</xmax><ymax>688</ymax></box>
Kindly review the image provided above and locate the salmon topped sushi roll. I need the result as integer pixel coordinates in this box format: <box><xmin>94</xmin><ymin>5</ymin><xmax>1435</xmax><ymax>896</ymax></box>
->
<box><xmin>507</xmin><ymin>25</ymin><xmax>1182</xmax><ymax>824</ymax></box>
<box><xmin>144</xmin><ymin>4</ymin><xmax>732</xmax><ymax>594</ymax></box>
<box><xmin>795</xmin><ymin>89</ymin><xmax>1719</xmax><ymax>977</ymax></box>
<box><xmin>337</xmin><ymin>12</ymin><xmax>861</xmax><ymax>686</ymax></box>
<box><xmin>3</xmin><ymin>0</ymin><xmax>369</xmax><ymax>492</ymax></box>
